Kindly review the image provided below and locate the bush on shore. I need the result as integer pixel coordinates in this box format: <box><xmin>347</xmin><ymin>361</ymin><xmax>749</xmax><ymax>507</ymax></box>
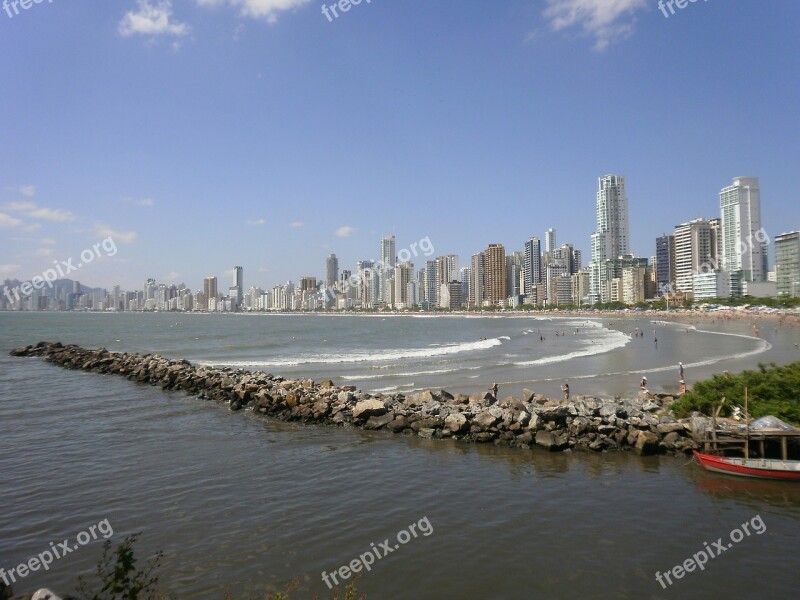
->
<box><xmin>671</xmin><ymin>361</ymin><xmax>800</xmax><ymax>425</ymax></box>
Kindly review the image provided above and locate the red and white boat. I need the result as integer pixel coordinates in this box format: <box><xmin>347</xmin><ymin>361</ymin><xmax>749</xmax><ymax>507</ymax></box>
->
<box><xmin>693</xmin><ymin>450</ymin><xmax>800</xmax><ymax>481</ymax></box>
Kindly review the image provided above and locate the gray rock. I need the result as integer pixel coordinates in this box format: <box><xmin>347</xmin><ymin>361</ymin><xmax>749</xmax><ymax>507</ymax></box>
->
<box><xmin>444</xmin><ymin>412</ymin><xmax>469</xmax><ymax>434</ymax></box>
<box><xmin>352</xmin><ymin>399</ymin><xmax>387</xmax><ymax>420</ymax></box>
<box><xmin>635</xmin><ymin>431</ymin><xmax>660</xmax><ymax>456</ymax></box>
<box><xmin>365</xmin><ymin>412</ymin><xmax>395</xmax><ymax>430</ymax></box>
<box><xmin>474</xmin><ymin>411</ymin><xmax>499</xmax><ymax>430</ymax></box>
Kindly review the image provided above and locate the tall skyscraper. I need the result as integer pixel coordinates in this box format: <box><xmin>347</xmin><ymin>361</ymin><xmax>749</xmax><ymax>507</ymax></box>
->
<box><xmin>326</xmin><ymin>254</ymin><xmax>339</xmax><ymax>287</ymax></box>
<box><xmin>424</xmin><ymin>260</ymin><xmax>438</xmax><ymax>309</ymax></box>
<box><xmin>380</xmin><ymin>236</ymin><xmax>396</xmax><ymax>303</ymax></box>
<box><xmin>545</xmin><ymin>228</ymin><xmax>557</xmax><ymax>254</ymax></box>
<box><xmin>232</xmin><ymin>266</ymin><xmax>243</xmax><ymax>310</ymax></box>
<box><xmin>470</xmin><ymin>252</ymin><xmax>486</xmax><ymax>307</ymax></box>
<box><xmin>523</xmin><ymin>236</ymin><xmax>542</xmax><ymax>295</ymax></box>
<box><xmin>674</xmin><ymin>219</ymin><xmax>716</xmax><ymax>294</ymax></box>
<box><xmin>435</xmin><ymin>255</ymin><xmax>460</xmax><ymax>305</ymax></box>
<box><xmin>720</xmin><ymin>176</ymin><xmax>765</xmax><ymax>282</ymax></box>
<box><xmin>775</xmin><ymin>231</ymin><xmax>800</xmax><ymax>297</ymax></box>
<box><xmin>486</xmin><ymin>243</ymin><xmax>507</xmax><ymax>305</ymax></box>
<box><xmin>380</xmin><ymin>236</ymin><xmax>396</xmax><ymax>270</ymax></box>
<box><xmin>589</xmin><ymin>174</ymin><xmax>630</xmax><ymax>302</ymax></box>
<box><xmin>203</xmin><ymin>276</ymin><xmax>218</xmax><ymax>311</ymax></box>
<box><xmin>655</xmin><ymin>235</ymin><xmax>676</xmax><ymax>291</ymax></box>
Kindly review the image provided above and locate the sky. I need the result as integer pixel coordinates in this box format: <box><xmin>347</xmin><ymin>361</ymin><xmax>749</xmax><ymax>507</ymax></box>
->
<box><xmin>1</xmin><ymin>0</ymin><xmax>799</xmax><ymax>293</ymax></box>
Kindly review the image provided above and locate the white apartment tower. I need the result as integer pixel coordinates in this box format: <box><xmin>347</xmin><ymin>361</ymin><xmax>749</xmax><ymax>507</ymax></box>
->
<box><xmin>589</xmin><ymin>175</ymin><xmax>630</xmax><ymax>302</ymax></box>
<box><xmin>719</xmin><ymin>176</ymin><xmax>765</xmax><ymax>282</ymax></box>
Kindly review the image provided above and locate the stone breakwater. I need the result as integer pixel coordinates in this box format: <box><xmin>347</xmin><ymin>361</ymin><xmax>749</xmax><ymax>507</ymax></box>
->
<box><xmin>10</xmin><ymin>342</ymin><xmax>703</xmax><ymax>455</ymax></box>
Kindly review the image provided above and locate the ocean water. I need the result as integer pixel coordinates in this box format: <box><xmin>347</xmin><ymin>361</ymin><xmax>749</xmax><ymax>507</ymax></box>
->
<box><xmin>1</xmin><ymin>312</ymin><xmax>799</xmax><ymax>599</ymax></box>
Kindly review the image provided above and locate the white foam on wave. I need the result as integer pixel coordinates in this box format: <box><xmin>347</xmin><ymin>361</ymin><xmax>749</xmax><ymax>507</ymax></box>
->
<box><xmin>340</xmin><ymin>365</ymin><xmax>481</xmax><ymax>381</ymax></box>
<box><xmin>203</xmin><ymin>337</ymin><xmax>504</xmax><ymax>368</ymax></box>
<box><xmin>513</xmin><ymin>327</ymin><xmax>631</xmax><ymax>367</ymax></box>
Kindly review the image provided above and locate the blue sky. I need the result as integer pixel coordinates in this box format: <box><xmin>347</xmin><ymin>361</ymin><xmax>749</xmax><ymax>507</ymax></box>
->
<box><xmin>1</xmin><ymin>0</ymin><xmax>798</xmax><ymax>292</ymax></box>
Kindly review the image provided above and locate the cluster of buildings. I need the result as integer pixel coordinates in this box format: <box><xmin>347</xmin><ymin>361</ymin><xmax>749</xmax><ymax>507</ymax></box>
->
<box><xmin>2</xmin><ymin>175</ymin><xmax>799</xmax><ymax>312</ymax></box>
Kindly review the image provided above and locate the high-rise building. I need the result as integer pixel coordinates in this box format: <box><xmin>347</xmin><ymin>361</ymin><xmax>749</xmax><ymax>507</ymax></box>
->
<box><xmin>300</xmin><ymin>276</ymin><xmax>317</xmax><ymax>292</ymax></box>
<box><xmin>380</xmin><ymin>235</ymin><xmax>397</xmax><ymax>269</ymax></box>
<box><xmin>506</xmin><ymin>252</ymin><xmax>523</xmax><ymax>298</ymax></box>
<box><xmin>775</xmin><ymin>231</ymin><xmax>800</xmax><ymax>297</ymax></box>
<box><xmin>435</xmin><ymin>255</ymin><xmax>459</xmax><ymax>301</ymax></box>
<box><xmin>720</xmin><ymin>176</ymin><xmax>765</xmax><ymax>282</ymax></box>
<box><xmin>379</xmin><ymin>236</ymin><xmax>396</xmax><ymax>303</ymax></box>
<box><xmin>486</xmin><ymin>243</ymin><xmax>507</xmax><ymax>305</ymax></box>
<box><xmin>655</xmin><ymin>234</ymin><xmax>676</xmax><ymax>291</ymax></box>
<box><xmin>589</xmin><ymin>175</ymin><xmax>630</xmax><ymax>302</ymax></box>
<box><xmin>326</xmin><ymin>254</ymin><xmax>338</xmax><ymax>287</ymax></box>
<box><xmin>460</xmin><ymin>267</ymin><xmax>471</xmax><ymax>307</ymax></box>
<box><xmin>545</xmin><ymin>228</ymin><xmax>557</xmax><ymax>254</ymax></box>
<box><xmin>674</xmin><ymin>219</ymin><xmax>717</xmax><ymax>294</ymax></box>
<box><xmin>470</xmin><ymin>252</ymin><xmax>486</xmax><ymax>307</ymax></box>
<box><xmin>394</xmin><ymin>263</ymin><xmax>414</xmax><ymax>307</ymax></box>
<box><xmin>523</xmin><ymin>237</ymin><xmax>542</xmax><ymax>295</ymax></box>
<box><xmin>203</xmin><ymin>277</ymin><xmax>218</xmax><ymax>310</ymax></box>
<box><xmin>232</xmin><ymin>266</ymin><xmax>243</xmax><ymax>310</ymax></box>
<box><xmin>423</xmin><ymin>260</ymin><xmax>438</xmax><ymax>309</ymax></box>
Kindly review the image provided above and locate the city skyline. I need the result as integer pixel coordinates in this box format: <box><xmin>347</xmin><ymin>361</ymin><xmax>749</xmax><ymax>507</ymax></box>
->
<box><xmin>5</xmin><ymin>171</ymin><xmax>799</xmax><ymax>311</ymax></box>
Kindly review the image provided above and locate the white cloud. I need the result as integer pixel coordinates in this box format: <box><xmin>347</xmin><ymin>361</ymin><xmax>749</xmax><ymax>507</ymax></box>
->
<box><xmin>0</xmin><ymin>212</ymin><xmax>23</xmax><ymax>228</ymax></box>
<box><xmin>196</xmin><ymin>0</ymin><xmax>312</xmax><ymax>24</ymax></box>
<box><xmin>3</xmin><ymin>201</ymin><xmax>36</xmax><ymax>212</ymax></box>
<box><xmin>137</xmin><ymin>198</ymin><xmax>156</xmax><ymax>206</ymax></box>
<box><xmin>27</xmin><ymin>207</ymin><xmax>76</xmax><ymax>222</ymax></box>
<box><xmin>290</xmin><ymin>221</ymin><xmax>305</xmax><ymax>228</ymax></box>
<box><xmin>35</xmin><ymin>248</ymin><xmax>53</xmax><ymax>257</ymax></box>
<box><xmin>40</xmin><ymin>238</ymin><xmax>57</xmax><ymax>245</ymax></box>
<box><xmin>2</xmin><ymin>201</ymin><xmax>76</xmax><ymax>221</ymax></box>
<box><xmin>120</xmin><ymin>0</ymin><xmax>190</xmax><ymax>37</ymax></box>
<box><xmin>0</xmin><ymin>264</ymin><xmax>21</xmax><ymax>275</ymax></box>
<box><xmin>335</xmin><ymin>226</ymin><xmax>356</xmax><ymax>238</ymax></box>
<box><xmin>94</xmin><ymin>224</ymin><xmax>138</xmax><ymax>244</ymax></box>
<box><xmin>543</xmin><ymin>0</ymin><xmax>647</xmax><ymax>50</ymax></box>
<box><xmin>247</xmin><ymin>218</ymin><xmax>266</xmax><ymax>226</ymax></box>
<box><xmin>19</xmin><ymin>185</ymin><xmax>36</xmax><ymax>197</ymax></box>
<box><xmin>162</xmin><ymin>271</ymin><xmax>182</xmax><ymax>281</ymax></box>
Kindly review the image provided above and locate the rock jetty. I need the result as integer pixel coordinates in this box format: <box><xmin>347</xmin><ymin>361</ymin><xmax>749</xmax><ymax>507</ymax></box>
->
<box><xmin>11</xmin><ymin>342</ymin><xmax>703</xmax><ymax>455</ymax></box>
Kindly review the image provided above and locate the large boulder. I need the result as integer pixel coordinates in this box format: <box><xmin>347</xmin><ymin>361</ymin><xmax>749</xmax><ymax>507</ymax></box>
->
<box><xmin>444</xmin><ymin>412</ymin><xmax>469</xmax><ymax>434</ymax></box>
<box><xmin>352</xmin><ymin>399</ymin><xmax>387</xmax><ymax>420</ymax></box>
<box><xmin>635</xmin><ymin>431</ymin><xmax>660</xmax><ymax>456</ymax></box>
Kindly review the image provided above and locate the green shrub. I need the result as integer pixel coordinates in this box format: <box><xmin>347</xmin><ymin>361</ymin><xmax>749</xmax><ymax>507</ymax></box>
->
<box><xmin>671</xmin><ymin>361</ymin><xmax>800</xmax><ymax>425</ymax></box>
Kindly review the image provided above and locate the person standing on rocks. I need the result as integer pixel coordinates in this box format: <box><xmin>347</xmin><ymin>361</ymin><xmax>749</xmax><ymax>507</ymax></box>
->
<box><xmin>489</xmin><ymin>383</ymin><xmax>498</xmax><ymax>403</ymax></box>
<box><xmin>561</xmin><ymin>383</ymin><xmax>570</xmax><ymax>400</ymax></box>
<box><xmin>640</xmin><ymin>376</ymin><xmax>648</xmax><ymax>392</ymax></box>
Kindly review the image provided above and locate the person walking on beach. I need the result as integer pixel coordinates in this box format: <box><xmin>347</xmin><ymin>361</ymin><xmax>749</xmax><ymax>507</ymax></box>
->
<box><xmin>679</xmin><ymin>362</ymin><xmax>684</xmax><ymax>380</ymax></box>
<box><xmin>562</xmin><ymin>383</ymin><xmax>570</xmax><ymax>401</ymax></box>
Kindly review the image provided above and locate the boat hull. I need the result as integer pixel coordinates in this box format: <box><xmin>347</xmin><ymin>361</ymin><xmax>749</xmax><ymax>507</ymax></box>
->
<box><xmin>693</xmin><ymin>450</ymin><xmax>800</xmax><ymax>481</ymax></box>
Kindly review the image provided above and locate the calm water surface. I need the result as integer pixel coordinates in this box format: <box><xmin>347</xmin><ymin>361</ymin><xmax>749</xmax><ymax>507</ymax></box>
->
<box><xmin>1</xmin><ymin>313</ymin><xmax>799</xmax><ymax>599</ymax></box>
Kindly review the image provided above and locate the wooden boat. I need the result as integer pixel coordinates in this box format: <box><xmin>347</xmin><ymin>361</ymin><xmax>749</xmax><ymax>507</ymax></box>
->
<box><xmin>694</xmin><ymin>387</ymin><xmax>800</xmax><ymax>481</ymax></box>
<box><xmin>692</xmin><ymin>450</ymin><xmax>800</xmax><ymax>481</ymax></box>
